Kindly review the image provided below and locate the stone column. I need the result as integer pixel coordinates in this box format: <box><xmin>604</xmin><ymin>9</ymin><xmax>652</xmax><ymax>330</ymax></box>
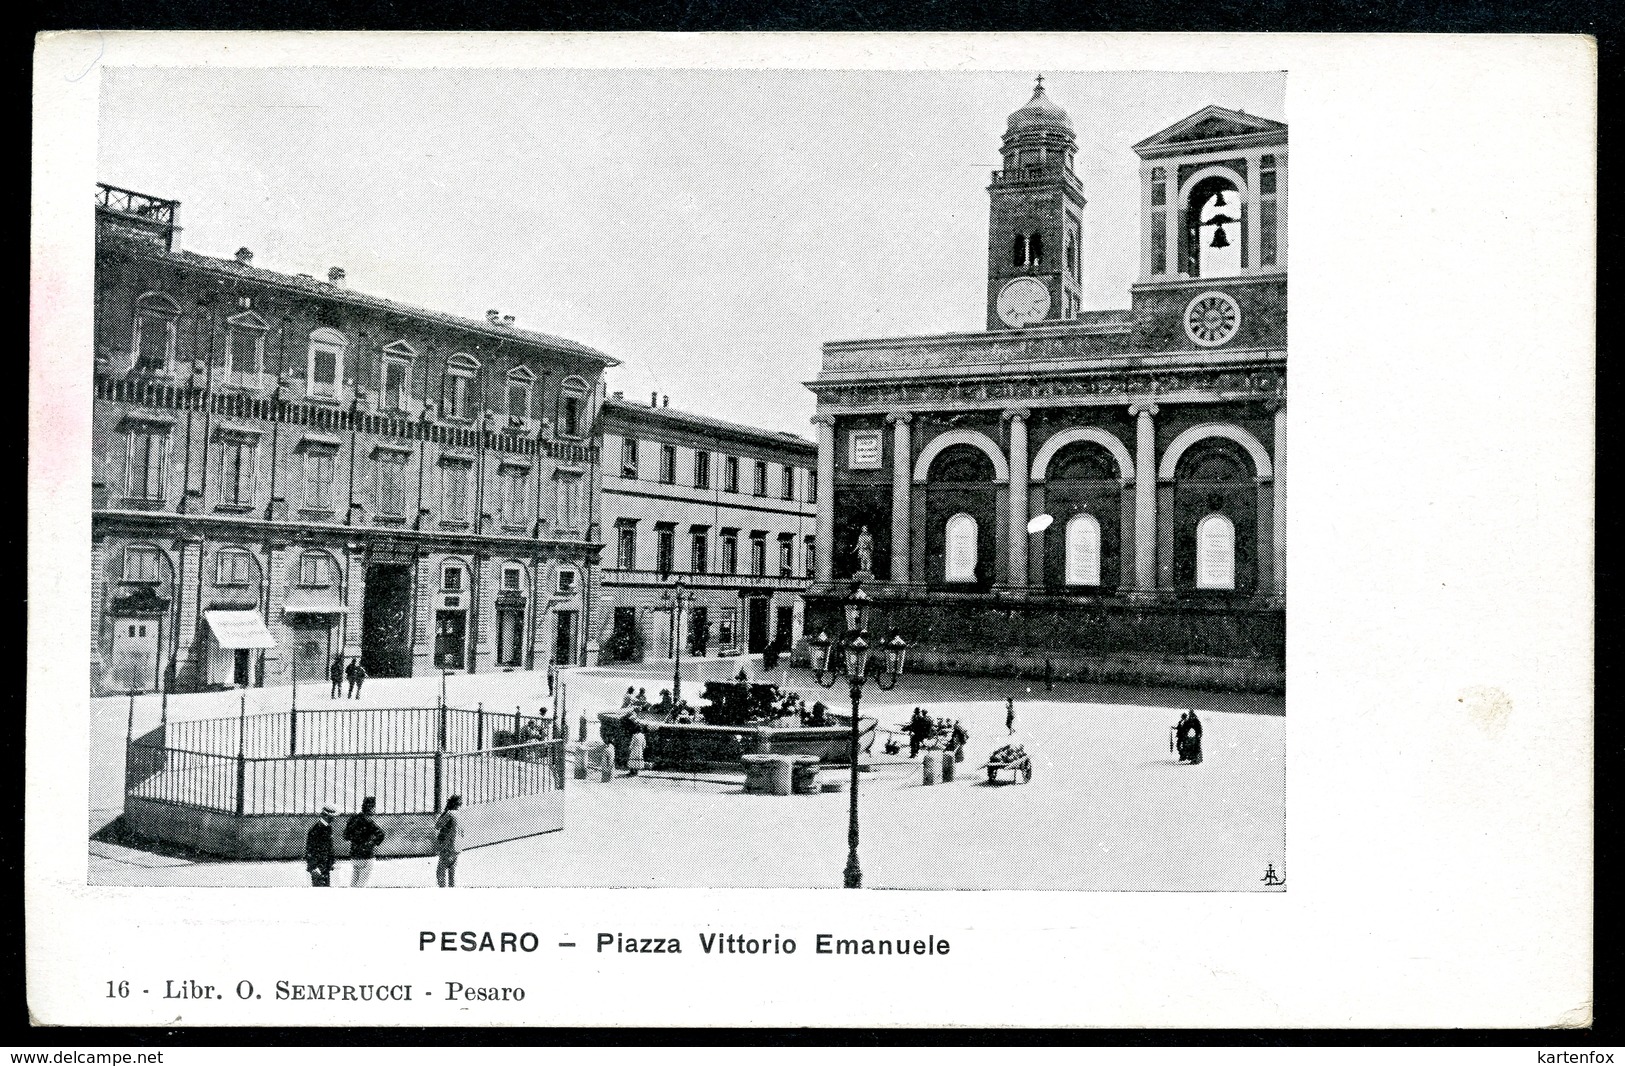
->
<box><xmin>1129</xmin><ymin>402</ymin><xmax>1159</xmax><ymax>591</ymax></box>
<box><xmin>812</xmin><ymin>414</ymin><xmax>836</xmax><ymax>583</ymax></box>
<box><xmin>1004</xmin><ymin>408</ymin><xmax>1030</xmax><ymax>589</ymax></box>
<box><xmin>886</xmin><ymin>412</ymin><xmax>912</xmax><ymax>584</ymax></box>
<box><xmin>1272</xmin><ymin>402</ymin><xmax>1286</xmax><ymax>596</ymax></box>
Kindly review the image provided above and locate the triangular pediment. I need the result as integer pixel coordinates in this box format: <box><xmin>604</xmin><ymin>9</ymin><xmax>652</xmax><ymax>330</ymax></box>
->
<box><xmin>1133</xmin><ymin>105</ymin><xmax>1286</xmax><ymax>153</ymax></box>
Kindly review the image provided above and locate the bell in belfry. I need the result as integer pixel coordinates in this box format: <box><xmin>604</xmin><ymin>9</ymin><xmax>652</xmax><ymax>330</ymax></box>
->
<box><xmin>1209</xmin><ymin>224</ymin><xmax>1230</xmax><ymax>249</ymax></box>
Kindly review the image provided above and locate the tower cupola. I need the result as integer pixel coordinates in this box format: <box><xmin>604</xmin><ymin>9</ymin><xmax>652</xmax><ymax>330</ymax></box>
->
<box><xmin>1000</xmin><ymin>76</ymin><xmax>1077</xmax><ymax>172</ymax></box>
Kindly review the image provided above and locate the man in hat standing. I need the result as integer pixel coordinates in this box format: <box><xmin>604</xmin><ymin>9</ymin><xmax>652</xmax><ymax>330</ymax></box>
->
<box><xmin>329</xmin><ymin>655</ymin><xmax>345</xmax><ymax>699</ymax></box>
<box><xmin>343</xmin><ymin>796</ymin><xmax>387</xmax><ymax>887</ymax></box>
<box><xmin>434</xmin><ymin>795</ymin><xmax>463</xmax><ymax>887</ymax></box>
<box><xmin>305</xmin><ymin>804</ymin><xmax>337</xmax><ymax>887</ymax></box>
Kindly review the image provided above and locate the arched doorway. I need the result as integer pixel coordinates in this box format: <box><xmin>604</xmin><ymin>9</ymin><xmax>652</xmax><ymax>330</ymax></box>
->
<box><xmin>1041</xmin><ymin>439</ymin><xmax>1122</xmax><ymax>591</ymax></box>
<box><xmin>1172</xmin><ymin>438</ymin><xmax>1257</xmax><ymax>593</ymax></box>
<box><xmin>924</xmin><ymin>443</ymin><xmax>997</xmax><ymax>589</ymax></box>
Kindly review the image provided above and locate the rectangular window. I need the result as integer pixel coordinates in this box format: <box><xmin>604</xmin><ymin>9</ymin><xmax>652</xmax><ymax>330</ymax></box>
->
<box><xmin>721</xmin><ymin>532</ymin><xmax>738</xmax><ymax>575</ymax></box>
<box><xmin>781</xmin><ymin>467</ymin><xmax>795</xmax><ymax>500</ymax></box>
<box><xmin>724</xmin><ymin>456</ymin><xmax>739</xmax><ymax>493</ymax></box>
<box><xmin>506</xmin><ymin>381</ymin><xmax>530</xmax><ymax>419</ymax></box>
<box><xmin>227</xmin><ymin>330</ymin><xmax>262</xmax><ymax>379</ymax></box>
<box><xmin>753</xmin><ymin>461</ymin><xmax>768</xmax><ymax>497</ymax></box>
<box><xmin>136</xmin><ymin>315</ymin><xmax>172</xmax><ymax>368</ymax></box>
<box><xmin>375</xmin><ymin>451</ymin><xmax>408</xmax><ymax>515</ymax></box>
<box><xmin>1261</xmin><ymin>200</ymin><xmax>1278</xmax><ymax>267</ymax></box>
<box><xmin>616</xmin><ymin>525</ymin><xmax>637</xmax><ymax>570</ymax></box>
<box><xmin>691</xmin><ymin>530</ymin><xmax>709</xmax><ymax>574</ymax></box>
<box><xmin>805</xmin><ymin>536</ymin><xmax>816</xmax><ymax>577</ymax></box>
<box><xmin>497</xmin><ymin>466</ymin><xmax>528</xmax><ymax>525</ymax></box>
<box><xmin>554</xmin><ymin>474</ymin><xmax>582</xmax><ymax>530</ymax></box>
<box><xmin>126</xmin><ymin>432</ymin><xmax>166</xmax><ymax>500</ymax></box>
<box><xmin>441</xmin><ymin>460</ymin><xmax>471</xmax><ymax>521</ymax></box>
<box><xmin>693</xmin><ymin>450</ymin><xmax>710</xmax><ymax>489</ymax></box>
<box><xmin>561</xmin><ymin>394</ymin><xmax>582</xmax><ymax>438</ymax></box>
<box><xmin>503</xmin><ymin>565</ymin><xmax>523</xmax><ymax>592</ymax></box>
<box><xmin>659</xmin><ymin>444</ymin><xmax>677</xmax><ymax>485</ymax></box>
<box><xmin>557</xmin><ymin>569</ymin><xmax>577</xmax><ymax>594</ymax></box>
<box><xmin>382</xmin><ymin>359</ymin><xmax>411</xmax><ymax>411</ymax></box>
<box><xmin>807</xmin><ymin>471</ymin><xmax>817</xmax><ymax>504</ymax></box>
<box><xmin>124</xmin><ymin>546</ymin><xmax>161</xmax><ymax>582</ymax></box>
<box><xmin>655</xmin><ymin>527</ymin><xmax>675</xmax><ymax>575</ymax></box>
<box><xmin>304</xmin><ymin>451</ymin><xmax>336</xmax><ymax>510</ymax></box>
<box><xmin>309</xmin><ymin>345</ymin><xmax>340</xmax><ymax>398</ymax></box>
<box><xmin>216</xmin><ymin>550</ymin><xmax>252</xmax><ymax>586</ymax></box>
<box><xmin>1150</xmin><ymin>212</ymin><xmax>1167</xmax><ymax>275</ymax></box>
<box><xmin>442</xmin><ymin>565</ymin><xmax>463</xmax><ymax>592</ymax></box>
<box><xmin>778</xmin><ymin>537</ymin><xmax>794</xmax><ymax>576</ymax></box>
<box><xmin>299</xmin><ymin>553</ymin><xmax>332</xmax><ymax>587</ymax></box>
<box><xmin>750</xmin><ymin>535</ymin><xmax>767</xmax><ymax>576</ymax></box>
<box><xmin>443</xmin><ymin>373</ymin><xmax>471</xmax><ymax>420</ymax></box>
<box><xmin>621</xmin><ymin>438</ymin><xmax>639</xmax><ymax>478</ymax></box>
<box><xmin>217</xmin><ymin>439</ymin><xmax>256</xmax><ymax>507</ymax></box>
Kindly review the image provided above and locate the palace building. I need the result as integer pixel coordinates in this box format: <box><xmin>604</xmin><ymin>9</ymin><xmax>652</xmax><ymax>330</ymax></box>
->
<box><xmin>806</xmin><ymin>83</ymin><xmax>1287</xmax><ymax>691</ymax></box>
<box><xmin>91</xmin><ymin>184</ymin><xmax>614</xmax><ymax>695</ymax></box>
<box><xmin>597</xmin><ymin>394</ymin><xmax>817</xmax><ymax>665</ymax></box>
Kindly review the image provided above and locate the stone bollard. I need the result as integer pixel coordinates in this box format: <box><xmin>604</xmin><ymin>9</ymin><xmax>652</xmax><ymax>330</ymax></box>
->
<box><xmin>768</xmin><ymin>755</ymin><xmax>793</xmax><ymax>796</ymax></box>
<box><xmin>941</xmin><ymin>751</ymin><xmax>956</xmax><ymax>783</ymax></box>
<box><xmin>922</xmin><ymin>750</ymin><xmax>942</xmax><ymax>786</ymax></box>
<box><xmin>742</xmin><ymin>753</ymin><xmax>776</xmax><ymax>794</ymax></box>
<box><xmin>573</xmin><ymin>747</ymin><xmax>588</xmax><ymax>780</ymax></box>
<box><xmin>789</xmin><ymin>756</ymin><xmax>820</xmax><ymax>795</ymax></box>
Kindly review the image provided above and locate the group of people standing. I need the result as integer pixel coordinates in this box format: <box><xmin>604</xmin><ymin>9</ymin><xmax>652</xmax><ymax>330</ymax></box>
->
<box><xmin>302</xmin><ymin>794</ymin><xmax>464</xmax><ymax>887</ymax></box>
<box><xmin>328</xmin><ymin>655</ymin><xmax>368</xmax><ymax>699</ymax></box>
<box><xmin>1173</xmin><ymin>710</ymin><xmax>1204</xmax><ymax>764</ymax></box>
<box><xmin>898</xmin><ymin>708</ymin><xmax>968</xmax><ymax>760</ymax></box>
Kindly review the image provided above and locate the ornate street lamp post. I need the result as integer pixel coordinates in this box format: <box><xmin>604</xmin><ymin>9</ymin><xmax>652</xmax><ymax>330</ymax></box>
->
<box><xmin>808</xmin><ymin>581</ymin><xmax>907</xmax><ymax>889</ymax></box>
<box><xmin>661</xmin><ymin>578</ymin><xmax>697</xmax><ymax>706</ymax></box>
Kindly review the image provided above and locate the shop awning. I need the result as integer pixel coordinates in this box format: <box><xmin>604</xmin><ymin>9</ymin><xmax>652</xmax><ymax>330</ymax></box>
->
<box><xmin>283</xmin><ymin>593</ymin><xmax>346</xmax><ymax>616</ymax></box>
<box><xmin>204</xmin><ymin>610</ymin><xmax>277</xmax><ymax>649</ymax></box>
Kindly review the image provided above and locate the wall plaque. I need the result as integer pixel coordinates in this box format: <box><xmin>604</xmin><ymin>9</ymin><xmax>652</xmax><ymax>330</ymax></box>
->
<box><xmin>848</xmin><ymin>429</ymin><xmax>883</xmax><ymax>469</ymax></box>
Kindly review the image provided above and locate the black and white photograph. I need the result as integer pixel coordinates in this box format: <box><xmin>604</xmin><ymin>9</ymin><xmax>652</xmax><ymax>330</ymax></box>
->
<box><xmin>83</xmin><ymin>65</ymin><xmax>1287</xmax><ymax>892</ymax></box>
<box><xmin>28</xmin><ymin>32</ymin><xmax>1591</xmax><ymax>1030</ymax></box>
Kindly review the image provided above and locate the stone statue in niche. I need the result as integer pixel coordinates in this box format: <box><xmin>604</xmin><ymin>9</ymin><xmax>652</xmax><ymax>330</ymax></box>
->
<box><xmin>855</xmin><ymin>526</ymin><xmax>875</xmax><ymax>576</ymax></box>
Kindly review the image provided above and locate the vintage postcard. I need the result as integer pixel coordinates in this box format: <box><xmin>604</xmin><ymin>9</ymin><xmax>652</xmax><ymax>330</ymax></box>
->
<box><xmin>28</xmin><ymin>32</ymin><xmax>1592</xmax><ymax>1029</ymax></box>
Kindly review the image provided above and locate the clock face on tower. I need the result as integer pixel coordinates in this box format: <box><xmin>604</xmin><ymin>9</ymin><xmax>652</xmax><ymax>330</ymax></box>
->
<box><xmin>1183</xmin><ymin>291</ymin><xmax>1242</xmax><ymax>347</ymax></box>
<box><xmin>996</xmin><ymin>277</ymin><xmax>1051</xmax><ymax>328</ymax></box>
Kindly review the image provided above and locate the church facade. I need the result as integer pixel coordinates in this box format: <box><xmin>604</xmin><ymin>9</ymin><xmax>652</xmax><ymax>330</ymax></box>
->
<box><xmin>805</xmin><ymin>84</ymin><xmax>1287</xmax><ymax>691</ymax></box>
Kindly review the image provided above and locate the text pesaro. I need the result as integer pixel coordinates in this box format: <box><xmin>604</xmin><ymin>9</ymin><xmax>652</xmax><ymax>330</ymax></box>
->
<box><xmin>420</xmin><ymin>931</ymin><xmax>540</xmax><ymax>952</ymax></box>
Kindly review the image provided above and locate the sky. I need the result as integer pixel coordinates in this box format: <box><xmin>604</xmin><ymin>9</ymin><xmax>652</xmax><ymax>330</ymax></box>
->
<box><xmin>98</xmin><ymin>68</ymin><xmax>1284</xmax><ymax>437</ymax></box>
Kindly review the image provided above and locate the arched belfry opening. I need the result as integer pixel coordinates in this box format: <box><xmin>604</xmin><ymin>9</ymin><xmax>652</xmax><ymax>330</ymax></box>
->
<box><xmin>1184</xmin><ymin>174</ymin><xmax>1244</xmax><ymax>278</ymax></box>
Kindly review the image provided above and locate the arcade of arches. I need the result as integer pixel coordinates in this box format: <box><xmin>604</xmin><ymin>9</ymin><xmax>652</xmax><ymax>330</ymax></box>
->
<box><xmin>806</xmin><ymin>87</ymin><xmax>1286</xmax><ymax>691</ymax></box>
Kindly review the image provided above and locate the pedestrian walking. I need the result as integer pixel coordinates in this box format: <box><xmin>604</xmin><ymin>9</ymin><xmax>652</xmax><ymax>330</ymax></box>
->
<box><xmin>304</xmin><ymin>804</ymin><xmax>337</xmax><ymax>887</ymax></box>
<box><xmin>345</xmin><ymin>659</ymin><xmax>368</xmax><ymax>699</ymax></box>
<box><xmin>435</xmin><ymin>795</ymin><xmax>463</xmax><ymax>887</ymax></box>
<box><xmin>343</xmin><ymin>796</ymin><xmax>387</xmax><ymax>887</ymax></box>
<box><xmin>546</xmin><ymin>663</ymin><xmax>557</xmax><ymax>697</ymax></box>
<box><xmin>1005</xmin><ymin>696</ymin><xmax>1016</xmax><ymax>735</ymax></box>
<box><xmin>329</xmin><ymin>655</ymin><xmax>345</xmax><ymax>699</ymax></box>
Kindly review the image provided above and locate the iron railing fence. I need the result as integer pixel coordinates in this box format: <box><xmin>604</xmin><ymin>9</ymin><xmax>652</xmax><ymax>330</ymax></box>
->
<box><xmin>156</xmin><ymin>706</ymin><xmax>553</xmax><ymax>758</ymax></box>
<box><xmin>126</xmin><ymin>705</ymin><xmax>564</xmax><ymax>817</ymax></box>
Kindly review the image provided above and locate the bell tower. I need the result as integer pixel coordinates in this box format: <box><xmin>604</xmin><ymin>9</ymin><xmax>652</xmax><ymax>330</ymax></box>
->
<box><xmin>986</xmin><ymin>77</ymin><xmax>1088</xmax><ymax>331</ymax></box>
